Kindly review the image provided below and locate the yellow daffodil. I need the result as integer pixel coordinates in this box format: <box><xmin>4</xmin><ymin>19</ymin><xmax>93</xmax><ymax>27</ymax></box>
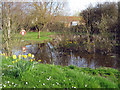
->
<box><xmin>15</xmin><ymin>60</ymin><xmax>18</xmax><ymax>62</ymax></box>
<box><xmin>74</xmin><ymin>42</ymin><xmax>77</xmax><ymax>44</ymax></box>
<box><xmin>91</xmin><ymin>42</ymin><xmax>94</xmax><ymax>45</ymax></box>
<box><xmin>13</xmin><ymin>55</ymin><xmax>17</xmax><ymax>59</ymax></box>
<box><xmin>3</xmin><ymin>53</ymin><xmax>5</xmax><ymax>56</ymax></box>
<box><xmin>24</xmin><ymin>55</ymin><xmax>27</xmax><ymax>58</ymax></box>
<box><xmin>6</xmin><ymin>56</ymin><xmax>8</xmax><ymax>59</ymax></box>
<box><xmin>31</xmin><ymin>54</ymin><xmax>34</xmax><ymax>58</ymax></box>
<box><xmin>31</xmin><ymin>59</ymin><xmax>33</xmax><ymax>62</ymax></box>
<box><xmin>69</xmin><ymin>42</ymin><xmax>72</xmax><ymax>44</ymax></box>
<box><xmin>28</xmin><ymin>53</ymin><xmax>32</xmax><ymax>57</ymax></box>
<box><xmin>22</xmin><ymin>55</ymin><xmax>24</xmax><ymax>57</ymax></box>
<box><xmin>33</xmin><ymin>58</ymin><xmax>35</xmax><ymax>60</ymax></box>
<box><xmin>12</xmin><ymin>61</ymin><xmax>15</xmax><ymax>64</ymax></box>
<box><xmin>38</xmin><ymin>60</ymin><xmax>41</xmax><ymax>62</ymax></box>
<box><xmin>19</xmin><ymin>55</ymin><xmax>21</xmax><ymax>59</ymax></box>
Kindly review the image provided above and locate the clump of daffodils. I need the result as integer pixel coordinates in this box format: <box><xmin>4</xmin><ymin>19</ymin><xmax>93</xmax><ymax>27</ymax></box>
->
<box><xmin>1</xmin><ymin>52</ymin><xmax>41</xmax><ymax>64</ymax></box>
<box><xmin>1</xmin><ymin>53</ymin><xmax>5</xmax><ymax>56</ymax></box>
<box><xmin>0</xmin><ymin>53</ymin><xmax>9</xmax><ymax>59</ymax></box>
<box><xmin>12</xmin><ymin>53</ymin><xmax>36</xmax><ymax>64</ymax></box>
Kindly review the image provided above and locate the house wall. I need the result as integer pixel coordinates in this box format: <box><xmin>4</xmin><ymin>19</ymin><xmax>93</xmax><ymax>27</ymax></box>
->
<box><xmin>52</xmin><ymin>16</ymin><xmax>85</xmax><ymax>27</ymax></box>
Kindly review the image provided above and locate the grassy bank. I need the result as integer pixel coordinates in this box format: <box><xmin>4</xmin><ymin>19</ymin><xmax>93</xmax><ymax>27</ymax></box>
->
<box><xmin>15</xmin><ymin>31</ymin><xmax>56</xmax><ymax>43</ymax></box>
<box><xmin>1</xmin><ymin>54</ymin><xmax>120</xmax><ymax>88</ymax></box>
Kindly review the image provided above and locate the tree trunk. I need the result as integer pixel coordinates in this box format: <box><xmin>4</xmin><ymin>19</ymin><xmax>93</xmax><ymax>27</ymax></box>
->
<box><xmin>38</xmin><ymin>30</ymin><xmax>40</xmax><ymax>39</ymax></box>
<box><xmin>117</xmin><ymin>2</ymin><xmax>120</xmax><ymax>55</ymax></box>
<box><xmin>38</xmin><ymin>23</ymin><xmax>48</xmax><ymax>39</ymax></box>
<box><xmin>117</xmin><ymin>2</ymin><xmax>120</xmax><ymax>71</ymax></box>
<box><xmin>87</xmin><ymin>28</ymin><xmax>91</xmax><ymax>53</ymax></box>
<box><xmin>7</xmin><ymin>3</ymin><xmax>11</xmax><ymax>39</ymax></box>
<box><xmin>8</xmin><ymin>17</ymin><xmax>11</xmax><ymax>39</ymax></box>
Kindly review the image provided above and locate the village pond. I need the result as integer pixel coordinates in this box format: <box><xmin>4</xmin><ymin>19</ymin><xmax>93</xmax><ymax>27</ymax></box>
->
<box><xmin>11</xmin><ymin>41</ymin><xmax>119</xmax><ymax>69</ymax></box>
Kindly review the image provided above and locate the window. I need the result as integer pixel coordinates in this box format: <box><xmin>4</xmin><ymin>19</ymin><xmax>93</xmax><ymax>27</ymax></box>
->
<box><xmin>71</xmin><ymin>21</ymin><xmax>79</xmax><ymax>26</ymax></box>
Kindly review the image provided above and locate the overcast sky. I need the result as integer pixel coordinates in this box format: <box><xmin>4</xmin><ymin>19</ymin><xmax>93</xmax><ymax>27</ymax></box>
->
<box><xmin>68</xmin><ymin>0</ymin><xmax>118</xmax><ymax>16</ymax></box>
<box><xmin>1</xmin><ymin>0</ymin><xmax>118</xmax><ymax>16</ymax></box>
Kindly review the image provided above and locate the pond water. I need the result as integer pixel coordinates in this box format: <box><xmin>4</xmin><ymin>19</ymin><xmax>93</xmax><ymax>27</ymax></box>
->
<box><xmin>12</xmin><ymin>42</ymin><xmax>119</xmax><ymax>69</ymax></box>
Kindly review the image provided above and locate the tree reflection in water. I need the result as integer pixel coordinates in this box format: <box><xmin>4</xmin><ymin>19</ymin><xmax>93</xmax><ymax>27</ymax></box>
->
<box><xmin>12</xmin><ymin>42</ymin><xmax>118</xmax><ymax>69</ymax></box>
<box><xmin>30</xmin><ymin>42</ymin><xmax>118</xmax><ymax>69</ymax></box>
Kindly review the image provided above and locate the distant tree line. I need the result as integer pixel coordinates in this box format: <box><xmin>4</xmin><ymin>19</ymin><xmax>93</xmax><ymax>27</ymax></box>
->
<box><xmin>80</xmin><ymin>2</ymin><xmax>118</xmax><ymax>34</ymax></box>
<box><xmin>71</xmin><ymin>2</ymin><xmax>120</xmax><ymax>54</ymax></box>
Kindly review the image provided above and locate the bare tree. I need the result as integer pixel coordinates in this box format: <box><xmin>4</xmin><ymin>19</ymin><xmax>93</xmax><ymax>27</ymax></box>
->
<box><xmin>2</xmin><ymin>2</ymin><xmax>13</xmax><ymax>56</ymax></box>
<box><xmin>1</xmin><ymin>2</ymin><xmax>27</xmax><ymax>56</ymax></box>
<box><xmin>30</xmin><ymin>0</ymin><xmax>65</xmax><ymax>38</ymax></box>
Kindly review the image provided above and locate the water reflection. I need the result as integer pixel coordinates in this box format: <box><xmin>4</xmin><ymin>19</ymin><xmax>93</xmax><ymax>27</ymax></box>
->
<box><xmin>11</xmin><ymin>42</ymin><xmax>118</xmax><ymax>69</ymax></box>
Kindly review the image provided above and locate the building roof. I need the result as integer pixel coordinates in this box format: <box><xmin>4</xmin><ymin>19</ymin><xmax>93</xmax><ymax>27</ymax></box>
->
<box><xmin>52</xmin><ymin>16</ymin><xmax>83</xmax><ymax>23</ymax></box>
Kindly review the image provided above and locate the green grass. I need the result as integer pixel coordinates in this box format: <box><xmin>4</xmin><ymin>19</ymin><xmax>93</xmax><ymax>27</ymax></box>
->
<box><xmin>1</xmin><ymin>55</ymin><xmax>120</xmax><ymax>88</ymax></box>
<box><xmin>15</xmin><ymin>31</ymin><xmax>56</xmax><ymax>43</ymax></box>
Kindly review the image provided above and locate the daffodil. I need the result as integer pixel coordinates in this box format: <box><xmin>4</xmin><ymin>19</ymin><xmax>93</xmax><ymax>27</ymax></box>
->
<box><xmin>24</xmin><ymin>55</ymin><xmax>27</xmax><ymax>58</ymax></box>
<box><xmin>12</xmin><ymin>61</ymin><xmax>15</xmax><ymax>64</ymax></box>
<box><xmin>74</xmin><ymin>41</ymin><xmax>77</xmax><ymax>44</ymax></box>
<box><xmin>22</xmin><ymin>55</ymin><xmax>24</xmax><ymax>57</ymax></box>
<box><xmin>13</xmin><ymin>55</ymin><xmax>17</xmax><ymax>59</ymax></box>
<box><xmin>31</xmin><ymin>54</ymin><xmax>34</xmax><ymax>58</ymax></box>
<box><xmin>28</xmin><ymin>53</ymin><xmax>31</xmax><ymax>57</ymax></box>
<box><xmin>15</xmin><ymin>60</ymin><xmax>17</xmax><ymax>62</ymax></box>
<box><xmin>6</xmin><ymin>56</ymin><xmax>8</xmax><ymax>59</ymax></box>
<box><xmin>3</xmin><ymin>53</ymin><xmax>5</xmax><ymax>56</ymax></box>
<box><xmin>19</xmin><ymin>55</ymin><xmax>21</xmax><ymax>59</ymax></box>
<box><xmin>31</xmin><ymin>59</ymin><xmax>33</xmax><ymax>62</ymax></box>
<box><xmin>38</xmin><ymin>60</ymin><xmax>41</xmax><ymax>62</ymax></box>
